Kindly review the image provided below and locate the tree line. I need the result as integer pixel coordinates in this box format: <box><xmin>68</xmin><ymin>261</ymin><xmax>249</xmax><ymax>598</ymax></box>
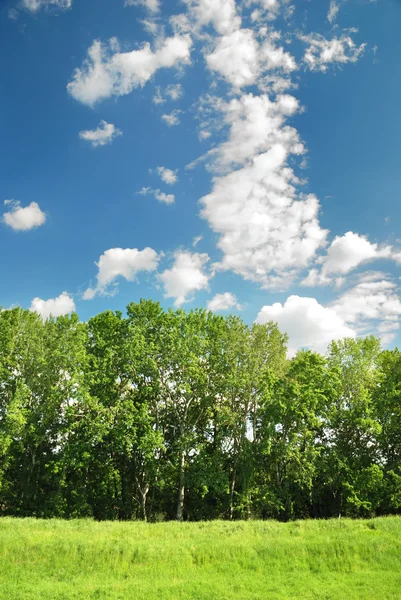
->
<box><xmin>0</xmin><ymin>300</ymin><xmax>400</xmax><ymax>521</ymax></box>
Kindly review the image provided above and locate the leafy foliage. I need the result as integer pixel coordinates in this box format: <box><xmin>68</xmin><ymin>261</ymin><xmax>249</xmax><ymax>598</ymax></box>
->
<box><xmin>0</xmin><ymin>301</ymin><xmax>400</xmax><ymax>520</ymax></box>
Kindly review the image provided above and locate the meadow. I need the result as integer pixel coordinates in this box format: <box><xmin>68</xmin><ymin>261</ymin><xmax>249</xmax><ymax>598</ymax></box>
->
<box><xmin>0</xmin><ymin>517</ymin><xmax>400</xmax><ymax>599</ymax></box>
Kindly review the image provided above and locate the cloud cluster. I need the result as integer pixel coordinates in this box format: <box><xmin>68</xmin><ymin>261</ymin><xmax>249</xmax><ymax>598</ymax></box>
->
<box><xmin>139</xmin><ymin>187</ymin><xmax>175</xmax><ymax>204</ymax></box>
<box><xmin>124</xmin><ymin>0</ymin><xmax>161</xmax><ymax>12</ymax></box>
<box><xmin>55</xmin><ymin>0</ymin><xmax>400</xmax><ymax>356</ymax></box>
<box><xmin>84</xmin><ymin>247</ymin><xmax>160</xmax><ymax>299</ymax></box>
<box><xmin>22</xmin><ymin>0</ymin><xmax>72</xmax><ymax>12</ymax></box>
<box><xmin>207</xmin><ymin>292</ymin><xmax>243</xmax><ymax>312</ymax></box>
<box><xmin>257</xmin><ymin>276</ymin><xmax>401</xmax><ymax>356</ymax></box>
<box><xmin>30</xmin><ymin>292</ymin><xmax>75</xmax><ymax>319</ymax></box>
<box><xmin>302</xmin><ymin>231</ymin><xmax>401</xmax><ymax>286</ymax></box>
<box><xmin>67</xmin><ymin>35</ymin><xmax>192</xmax><ymax>106</ymax></box>
<box><xmin>300</xmin><ymin>31</ymin><xmax>367</xmax><ymax>72</ymax></box>
<box><xmin>183</xmin><ymin>0</ymin><xmax>241</xmax><ymax>35</ymax></box>
<box><xmin>245</xmin><ymin>0</ymin><xmax>285</xmax><ymax>22</ymax></box>
<box><xmin>160</xmin><ymin>251</ymin><xmax>210</xmax><ymax>306</ymax></box>
<box><xmin>3</xmin><ymin>200</ymin><xmax>46</xmax><ymax>231</ymax></box>
<box><xmin>206</xmin><ymin>29</ymin><xmax>296</xmax><ymax>90</ymax></box>
<box><xmin>331</xmin><ymin>279</ymin><xmax>401</xmax><ymax>343</ymax></box>
<box><xmin>156</xmin><ymin>166</ymin><xmax>178</xmax><ymax>185</ymax></box>
<box><xmin>79</xmin><ymin>120</ymin><xmax>122</xmax><ymax>147</ymax></box>
<box><xmin>256</xmin><ymin>295</ymin><xmax>355</xmax><ymax>357</ymax></box>
<box><xmin>199</xmin><ymin>93</ymin><xmax>327</xmax><ymax>289</ymax></box>
<box><xmin>161</xmin><ymin>110</ymin><xmax>182</xmax><ymax>126</ymax></box>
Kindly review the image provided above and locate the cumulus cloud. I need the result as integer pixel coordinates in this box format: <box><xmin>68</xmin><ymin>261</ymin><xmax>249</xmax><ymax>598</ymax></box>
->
<box><xmin>246</xmin><ymin>0</ymin><xmax>285</xmax><ymax>22</ymax></box>
<box><xmin>22</xmin><ymin>0</ymin><xmax>71</xmax><ymax>12</ymax></box>
<box><xmin>206</xmin><ymin>28</ymin><xmax>296</xmax><ymax>90</ymax></box>
<box><xmin>207</xmin><ymin>292</ymin><xmax>243</xmax><ymax>312</ymax></box>
<box><xmin>124</xmin><ymin>0</ymin><xmax>161</xmax><ymax>12</ymax></box>
<box><xmin>183</xmin><ymin>0</ymin><xmax>241</xmax><ymax>35</ymax></box>
<box><xmin>152</xmin><ymin>84</ymin><xmax>183</xmax><ymax>105</ymax></box>
<box><xmin>138</xmin><ymin>187</ymin><xmax>175</xmax><ymax>204</ymax></box>
<box><xmin>330</xmin><ymin>280</ymin><xmax>401</xmax><ymax>329</ymax></box>
<box><xmin>79</xmin><ymin>120</ymin><xmax>122</xmax><ymax>147</ymax></box>
<box><xmin>256</xmin><ymin>295</ymin><xmax>355</xmax><ymax>357</ymax></box>
<box><xmin>207</xmin><ymin>29</ymin><xmax>261</xmax><ymax>89</ymax></box>
<box><xmin>322</xmin><ymin>232</ymin><xmax>386</xmax><ymax>274</ymax></box>
<box><xmin>67</xmin><ymin>35</ymin><xmax>192</xmax><ymax>106</ymax></box>
<box><xmin>165</xmin><ymin>83</ymin><xmax>183</xmax><ymax>100</ymax></box>
<box><xmin>208</xmin><ymin>93</ymin><xmax>301</xmax><ymax>172</ymax></box>
<box><xmin>161</xmin><ymin>110</ymin><xmax>182</xmax><ymax>126</ymax></box>
<box><xmin>30</xmin><ymin>292</ymin><xmax>75</xmax><ymax>320</ymax></box>
<box><xmin>160</xmin><ymin>251</ymin><xmax>210</xmax><ymax>306</ymax></box>
<box><xmin>156</xmin><ymin>166</ymin><xmax>178</xmax><ymax>185</ymax></box>
<box><xmin>83</xmin><ymin>247</ymin><xmax>159</xmax><ymax>299</ymax></box>
<box><xmin>302</xmin><ymin>232</ymin><xmax>399</xmax><ymax>286</ymax></box>
<box><xmin>300</xmin><ymin>31</ymin><xmax>367</xmax><ymax>72</ymax></box>
<box><xmin>155</xmin><ymin>191</ymin><xmax>175</xmax><ymax>204</ymax></box>
<box><xmin>199</xmin><ymin>93</ymin><xmax>327</xmax><ymax>289</ymax></box>
<box><xmin>257</xmin><ymin>277</ymin><xmax>401</xmax><ymax>356</ymax></box>
<box><xmin>3</xmin><ymin>200</ymin><xmax>46</xmax><ymax>231</ymax></box>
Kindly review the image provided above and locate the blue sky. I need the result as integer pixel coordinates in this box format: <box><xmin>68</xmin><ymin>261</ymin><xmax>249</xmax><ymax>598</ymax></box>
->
<box><xmin>1</xmin><ymin>0</ymin><xmax>401</xmax><ymax>355</ymax></box>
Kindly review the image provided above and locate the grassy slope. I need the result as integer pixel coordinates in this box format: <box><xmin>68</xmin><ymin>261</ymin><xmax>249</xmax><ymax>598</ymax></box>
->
<box><xmin>0</xmin><ymin>518</ymin><xmax>400</xmax><ymax>600</ymax></box>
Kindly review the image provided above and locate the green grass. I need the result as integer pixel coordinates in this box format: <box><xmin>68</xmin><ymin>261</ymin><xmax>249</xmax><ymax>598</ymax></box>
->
<box><xmin>1</xmin><ymin>517</ymin><xmax>401</xmax><ymax>599</ymax></box>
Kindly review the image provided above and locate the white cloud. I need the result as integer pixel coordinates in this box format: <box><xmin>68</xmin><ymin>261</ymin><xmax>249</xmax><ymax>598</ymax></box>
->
<box><xmin>256</xmin><ymin>279</ymin><xmax>401</xmax><ymax>356</ymax></box>
<box><xmin>328</xmin><ymin>0</ymin><xmax>340</xmax><ymax>23</ymax></box>
<box><xmin>260</xmin><ymin>32</ymin><xmax>297</xmax><ymax>73</ymax></box>
<box><xmin>209</xmin><ymin>93</ymin><xmax>301</xmax><ymax>172</ymax></box>
<box><xmin>67</xmin><ymin>35</ymin><xmax>192</xmax><ymax>106</ymax></box>
<box><xmin>22</xmin><ymin>0</ymin><xmax>71</xmax><ymax>12</ymax></box>
<box><xmin>156</xmin><ymin>166</ymin><xmax>178</xmax><ymax>185</ymax></box>
<box><xmin>206</xmin><ymin>28</ymin><xmax>296</xmax><ymax>90</ymax></box>
<box><xmin>192</xmin><ymin>235</ymin><xmax>203</xmax><ymax>247</ymax></box>
<box><xmin>153</xmin><ymin>86</ymin><xmax>165</xmax><ymax>104</ymax></box>
<box><xmin>30</xmin><ymin>292</ymin><xmax>75</xmax><ymax>320</ymax></box>
<box><xmin>302</xmin><ymin>232</ymin><xmax>398</xmax><ymax>286</ymax></box>
<box><xmin>300</xmin><ymin>31</ymin><xmax>367</xmax><ymax>72</ymax></box>
<box><xmin>161</xmin><ymin>110</ymin><xmax>182</xmax><ymax>126</ymax></box>
<box><xmin>139</xmin><ymin>18</ymin><xmax>163</xmax><ymax>37</ymax></box>
<box><xmin>79</xmin><ymin>120</ymin><xmax>122</xmax><ymax>147</ymax></box>
<box><xmin>183</xmin><ymin>0</ymin><xmax>241</xmax><ymax>35</ymax></box>
<box><xmin>138</xmin><ymin>187</ymin><xmax>175</xmax><ymax>204</ymax></box>
<box><xmin>199</xmin><ymin>130</ymin><xmax>212</xmax><ymax>141</ymax></box>
<box><xmin>160</xmin><ymin>250</ymin><xmax>210</xmax><ymax>306</ymax></box>
<box><xmin>124</xmin><ymin>0</ymin><xmax>161</xmax><ymax>12</ymax></box>
<box><xmin>256</xmin><ymin>295</ymin><xmax>355</xmax><ymax>357</ymax></box>
<box><xmin>330</xmin><ymin>279</ymin><xmax>401</xmax><ymax>346</ymax></box>
<box><xmin>84</xmin><ymin>247</ymin><xmax>159</xmax><ymax>299</ymax></box>
<box><xmin>206</xmin><ymin>29</ymin><xmax>260</xmax><ymax>89</ymax></box>
<box><xmin>322</xmin><ymin>231</ymin><xmax>383</xmax><ymax>275</ymax></box>
<box><xmin>152</xmin><ymin>84</ymin><xmax>183</xmax><ymax>105</ymax></box>
<box><xmin>199</xmin><ymin>94</ymin><xmax>327</xmax><ymax>289</ymax></box>
<box><xmin>207</xmin><ymin>292</ymin><xmax>243</xmax><ymax>312</ymax></box>
<box><xmin>330</xmin><ymin>280</ymin><xmax>401</xmax><ymax>327</ymax></box>
<box><xmin>3</xmin><ymin>200</ymin><xmax>46</xmax><ymax>231</ymax></box>
<box><xmin>166</xmin><ymin>83</ymin><xmax>183</xmax><ymax>100</ymax></box>
<box><xmin>155</xmin><ymin>191</ymin><xmax>175</xmax><ymax>204</ymax></box>
<box><xmin>246</xmin><ymin>0</ymin><xmax>283</xmax><ymax>22</ymax></box>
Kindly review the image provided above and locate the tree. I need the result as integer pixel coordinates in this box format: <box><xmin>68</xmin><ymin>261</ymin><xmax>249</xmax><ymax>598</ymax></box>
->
<box><xmin>318</xmin><ymin>337</ymin><xmax>382</xmax><ymax>517</ymax></box>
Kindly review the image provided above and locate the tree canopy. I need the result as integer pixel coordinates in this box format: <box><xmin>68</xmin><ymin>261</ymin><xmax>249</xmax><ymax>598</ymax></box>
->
<box><xmin>0</xmin><ymin>301</ymin><xmax>400</xmax><ymax>521</ymax></box>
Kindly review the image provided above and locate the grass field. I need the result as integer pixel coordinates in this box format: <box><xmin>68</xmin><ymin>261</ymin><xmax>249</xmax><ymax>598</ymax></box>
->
<box><xmin>0</xmin><ymin>517</ymin><xmax>400</xmax><ymax>599</ymax></box>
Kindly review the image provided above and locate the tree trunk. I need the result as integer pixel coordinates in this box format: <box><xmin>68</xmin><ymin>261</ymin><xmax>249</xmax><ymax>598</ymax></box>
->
<box><xmin>139</xmin><ymin>486</ymin><xmax>149</xmax><ymax>522</ymax></box>
<box><xmin>229</xmin><ymin>436</ymin><xmax>238</xmax><ymax>520</ymax></box>
<box><xmin>176</xmin><ymin>448</ymin><xmax>186</xmax><ymax>521</ymax></box>
<box><xmin>229</xmin><ymin>465</ymin><xmax>236</xmax><ymax>520</ymax></box>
